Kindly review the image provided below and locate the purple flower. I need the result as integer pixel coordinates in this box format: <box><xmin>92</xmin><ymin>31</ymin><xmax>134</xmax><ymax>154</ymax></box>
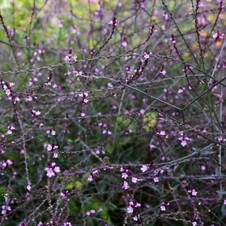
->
<box><xmin>45</xmin><ymin>162</ymin><xmax>60</xmax><ymax>178</ymax></box>
<box><xmin>122</xmin><ymin>181</ymin><xmax>129</xmax><ymax>190</ymax></box>
<box><xmin>141</xmin><ymin>165</ymin><xmax>149</xmax><ymax>172</ymax></box>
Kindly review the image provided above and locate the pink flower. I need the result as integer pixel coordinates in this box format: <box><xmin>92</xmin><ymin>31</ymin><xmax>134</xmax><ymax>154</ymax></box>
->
<box><xmin>171</xmin><ymin>34</ymin><xmax>176</xmax><ymax>44</ymax></box>
<box><xmin>46</xmin><ymin>130</ymin><xmax>56</xmax><ymax>136</ymax></box>
<box><xmin>64</xmin><ymin>51</ymin><xmax>77</xmax><ymax>63</ymax></box>
<box><xmin>131</xmin><ymin>177</ymin><xmax>138</xmax><ymax>183</ymax></box>
<box><xmin>26</xmin><ymin>181</ymin><xmax>31</xmax><ymax>191</ymax></box>
<box><xmin>188</xmin><ymin>188</ymin><xmax>197</xmax><ymax>196</ymax></box>
<box><xmin>83</xmin><ymin>98</ymin><xmax>89</xmax><ymax>103</ymax></box>
<box><xmin>181</xmin><ymin>140</ymin><xmax>187</xmax><ymax>147</ymax></box>
<box><xmin>87</xmin><ymin>170</ymin><xmax>99</xmax><ymax>182</ymax></box>
<box><xmin>31</xmin><ymin>110</ymin><xmax>41</xmax><ymax>117</ymax></box>
<box><xmin>141</xmin><ymin>165</ymin><xmax>149</xmax><ymax>172</ymax></box>
<box><xmin>178</xmin><ymin>87</ymin><xmax>185</xmax><ymax>94</ymax></box>
<box><xmin>86</xmin><ymin>209</ymin><xmax>96</xmax><ymax>216</ymax></box>
<box><xmin>81</xmin><ymin>112</ymin><xmax>86</xmax><ymax>117</ymax></box>
<box><xmin>127</xmin><ymin>201</ymin><xmax>141</xmax><ymax>214</ymax></box>
<box><xmin>46</xmin><ymin>144</ymin><xmax>58</xmax><ymax>152</ymax></box>
<box><xmin>122</xmin><ymin>172</ymin><xmax>129</xmax><ymax>179</ymax></box>
<box><xmin>201</xmin><ymin>165</ymin><xmax>206</xmax><ymax>171</ymax></box>
<box><xmin>122</xmin><ymin>181</ymin><xmax>129</xmax><ymax>190</ymax></box>
<box><xmin>6</xmin><ymin>160</ymin><xmax>13</xmax><ymax>166</ymax></box>
<box><xmin>1</xmin><ymin>205</ymin><xmax>11</xmax><ymax>215</ymax></box>
<box><xmin>45</xmin><ymin>162</ymin><xmax>60</xmax><ymax>178</ymax></box>
<box><xmin>133</xmin><ymin>216</ymin><xmax>139</xmax><ymax>221</ymax></box>
<box><xmin>153</xmin><ymin>177</ymin><xmax>159</xmax><ymax>183</ymax></box>
<box><xmin>88</xmin><ymin>174</ymin><xmax>94</xmax><ymax>182</ymax></box>
<box><xmin>160</xmin><ymin>205</ymin><xmax>166</xmax><ymax>211</ymax></box>
<box><xmin>160</xmin><ymin>202</ymin><xmax>169</xmax><ymax>211</ymax></box>
<box><xmin>53</xmin><ymin>153</ymin><xmax>58</xmax><ymax>158</ymax></box>
<box><xmin>7</xmin><ymin>125</ymin><xmax>15</xmax><ymax>135</ymax></box>
<box><xmin>63</xmin><ymin>223</ymin><xmax>72</xmax><ymax>226</ymax></box>
<box><xmin>127</xmin><ymin>206</ymin><xmax>134</xmax><ymax>214</ymax></box>
<box><xmin>144</xmin><ymin>52</ymin><xmax>152</xmax><ymax>59</ymax></box>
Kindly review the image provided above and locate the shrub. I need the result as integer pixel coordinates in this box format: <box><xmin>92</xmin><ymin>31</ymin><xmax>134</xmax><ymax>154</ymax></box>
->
<box><xmin>0</xmin><ymin>0</ymin><xmax>225</xmax><ymax>225</ymax></box>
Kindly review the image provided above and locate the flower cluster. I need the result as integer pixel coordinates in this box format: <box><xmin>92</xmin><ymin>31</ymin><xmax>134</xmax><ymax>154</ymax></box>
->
<box><xmin>87</xmin><ymin>170</ymin><xmax>99</xmax><ymax>182</ymax></box>
<box><xmin>1</xmin><ymin>81</ymin><xmax>20</xmax><ymax>104</ymax></box>
<box><xmin>120</xmin><ymin>167</ymin><xmax>138</xmax><ymax>190</ymax></box>
<box><xmin>45</xmin><ymin>162</ymin><xmax>60</xmax><ymax>178</ymax></box>
<box><xmin>86</xmin><ymin>209</ymin><xmax>96</xmax><ymax>216</ymax></box>
<box><xmin>1</xmin><ymin>194</ymin><xmax>12</xmax><ymax>216</ymax></box>
<box><xmin>127</xmin><ymin>200</ymin><xmax>141</xmax><ymax>221</ymax></box>
<box><xmin>64</xmin><ymin>49</ymin><xmax>77</xmax><ymax>63</ymax></box>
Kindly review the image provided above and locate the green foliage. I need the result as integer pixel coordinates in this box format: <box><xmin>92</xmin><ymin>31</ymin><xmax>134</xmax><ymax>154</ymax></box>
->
<box><xmin>143</xmin><ymin>110</ymin><xmax>158</xmax><ymax>131</ymax></box>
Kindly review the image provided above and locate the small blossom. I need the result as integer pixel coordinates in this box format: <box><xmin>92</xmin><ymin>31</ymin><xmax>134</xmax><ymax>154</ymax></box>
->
<box><xmin>108</xmin><ymin>17</ymin><xmax>118</xmax><ymax>26</ymax></box>
<box><xmin>201</xmin><ymin>165</ymin><xmax>206</xmax><ymax>171</ymax></box>
<box><xmin>60</xmin><ymin>190</ymin><xmax>68</xmax><ymax>197</ymax></box>
<box><xmin>46</xmin><ymin>144</ymin><xmax>58</xmax><ymax>152</ymax></box>
<box><xmin>153</xmin><ymin>177</ymin><xmax>159</xmax><ymax>183</ymax></box>
<box><xmin>178</xmin><ymin>131</ymin><xmax>190</xmax><ymax>147</ymax></box>
<box><xmin>160</xmin><ymin>202</ymin><xmax>169</xmax><ymax>211</ymax></box>
<box><xmin>120</xmin><ymin>167</ymin><xmax>125</xmax><ymax>172</ymax></box>
<box><xmin>31</xmin><ymin>110</ymin><xmax>41</xmax><ymax>117</ymax></box>
<box><xmin>139</xmin><ymin>109</ymin><xmax>145</xmax><ymax>115</ymax></box>
<box><xmin>26</xmin><ymin>181</ymin><xmax>31</xmax><ymax>191</ymax></box>
<box><xmin>132</xmin><ymin>177</ymin><xmax>138</xmax><ymax>183</ymax></box>
<box><xmin>6</xmin><ymin>160</ymin><xmax>13</xmax><ymax>165</ymax></box>
<box><xmin>133</xmin><ymin>216</ymin><xmax>138</xmax><ymax>221</ymax></box>
<box><xmin>63</xmin><ymin>223</ymin><xmax>72</xmax><ymax>226</ymax></box>
<box><xmin>163</xmin><ymin>12</ymin><xmax>169</xmax><ymax>20</ymax></box>
<box><xmin>64</xmin><ymin>49</ymin><xmax>77</xmax><ymax>63</ymax></box>
<box><xmin>1</xmin><ymin>205</ymin><xmax>11</xmax><ymax>215</ymax></box>
<box><xmin>46</xmin><ymin>130</ymin><xmax>56</xmax><ymax>136</ymax></box>
<box><xmin>144</xmin><ymin>52</ymin><xmax>152</xmax><ymax>59</ymax></box>
<box><xmin>160</xmin><ymin>69</ymin><xmax>166</xmax><ymax>76</ymax></box>
<box><xmin>121</xmin><ymin>37</ymin><xmax>128</xmax><ymax>47</ymax></box>
<box><xmin>45</xmin><ymin>162</ymin><xmax>60</xmax><ymax>178</ymax></box>
<box><xmin>213</xmin><ymin>32</ymin><xmax>225</xmax><ymax>40</ymax></box>
<box><xmin>58</xmin><ymin>19</ymin><xmax>63</xmax><ymax>28</ymax></box>
<box><xmin>158</xmin><ymin>130</ymin><xmax>166</xmax><ymax>136</ymax></box>
<box><xmin>171</xmin><ymin>34</ymin><xmax>176</xmax><ymax>44</ymax></box>
<box><xmin>122</xmin><ymin>172</ymin><xmax>129</xmax><ymax>179</ymax></box>
<box><xmin>88</xmin><ymin>174</ymin><xmax>94</xmax><ymax>182</ymax></box>
<box><xmin>86</xmin><ymin>209</ymin><xmax>96</xmax><ymax>216</ymax></box>
<box><xmin>7</xmin><ymin>125</ymin><xmax>15</xmax><ymax>135</ymax></box>
<box><xmin>127</xmin><ymin>201</ymin><xmax>141</xmax><ymax>214</ymax></box>
<box><xmin>188</xmin><ymin>189</ymin><xmax>198</xmax><ymax>196</ymax></box>
<box><xmin>25</xmin><ymin>96</ymin><xmax>33</xmax><ymax>102</ymax></box>
<box><xmin>178</xmin><ymin>87</ymin><xmax>185</xmax><ymax>94</ymax></box>
<box><xmin>83</xmin><ymin>98</ymin><xmax>89</xmax><ymax>103</ymax></box>
<box><xmin>181</xmin><ymin>140</ymin><xmax>187</xmax><ymax>147</ymax></box>
<box><xmin>141</xmin><ymin>165</ymin><xmax>149</xmax><ymax>172</ymax></box>
<box><xmin>53</xmin><ymin>153</ymin><xmax>58</xmax><ymax>158</ymax></box>
<box><xmin>127</xmin><ymin>206</ymin><xmax>134</xmax><ymax>214</ymax></box>
<box><xmin>88</xmin><ymin>170</ymin><xmax>99</xmax><ymax>182</ymax></box>
<box><xmin>160</xmin><ymin>205</ymin><xmax>166</xmax><ymax>211</ymax></box>
<box><xmin>191</xmin><ymin>189</ymin><xmax>198</xmax><ymax>196</ymax></box>
<box><xmin>4</xmin><ymin>194</ymin><xmax>10</xmax><ymax>203</ymax></box>
<box><xmin>122</xmin><ymin>181</ymin><xmax>129</xmax><ymax>190</ymax></box>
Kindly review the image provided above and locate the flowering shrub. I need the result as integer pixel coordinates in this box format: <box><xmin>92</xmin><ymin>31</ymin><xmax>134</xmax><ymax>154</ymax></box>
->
<box><xmin>0</xmin><ymin>0</ymin><xmax>225</xmax><ymax>225</ymax></box>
